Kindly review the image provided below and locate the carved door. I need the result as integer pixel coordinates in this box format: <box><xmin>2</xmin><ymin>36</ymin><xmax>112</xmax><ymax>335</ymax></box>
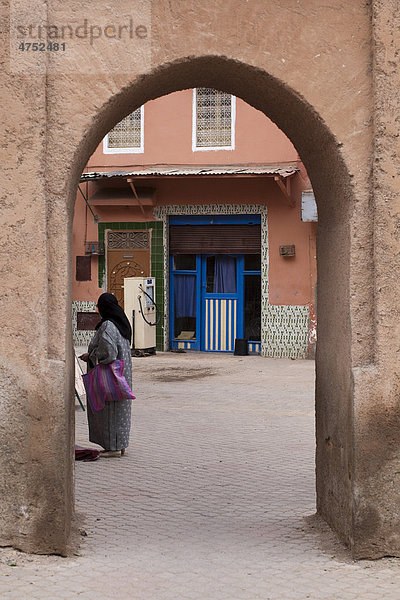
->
<box><xmin>107</xmin><ymin>230</ymin><xmax>151</xmax><ymax>308</ymax></box>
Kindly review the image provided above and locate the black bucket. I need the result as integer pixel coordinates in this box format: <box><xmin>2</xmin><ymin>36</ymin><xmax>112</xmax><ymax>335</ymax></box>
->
<box><xmin>234</xmin><ymin>338</ymin><xmax>248</xmax><ymax>356</ymax></box>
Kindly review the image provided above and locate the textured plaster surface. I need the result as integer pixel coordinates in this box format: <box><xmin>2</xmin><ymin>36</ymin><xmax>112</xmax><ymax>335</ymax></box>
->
<box><xmin>1</xmin><ymin>0</ymin><xmax>398</xmax><ymax>558</ymax></box>
<box><xmin>349</xmin><ymin>0</ymin><xmax>400</xmax><ymax>558</ymax></box>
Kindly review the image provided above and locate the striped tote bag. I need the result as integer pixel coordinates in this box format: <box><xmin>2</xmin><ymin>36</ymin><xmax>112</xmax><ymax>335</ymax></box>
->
<box><xmin>82</xmin><ymin>359</ymin><xmax>135</xmax><ymax>412</ymax></box>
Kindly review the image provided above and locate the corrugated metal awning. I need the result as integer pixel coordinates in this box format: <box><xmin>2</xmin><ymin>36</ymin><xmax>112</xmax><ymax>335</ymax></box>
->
<box><xmin>80</xmin><ymin>164</ymin><xmax>299</xmax><ymax>182</ymax></box>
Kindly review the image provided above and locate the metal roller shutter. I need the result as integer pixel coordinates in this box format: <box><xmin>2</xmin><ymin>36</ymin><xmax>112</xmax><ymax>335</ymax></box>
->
<box><xmin>169</xmin><ymin>224</ymin><xmax>261</xmax><ymax>254</ymax></box>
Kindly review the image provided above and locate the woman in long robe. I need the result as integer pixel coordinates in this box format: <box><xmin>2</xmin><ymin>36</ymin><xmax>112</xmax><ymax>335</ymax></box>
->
<box><xmin>80</xmin><ymin>293</ymin><xmax>133</xmax><ymax>457</ymax></box>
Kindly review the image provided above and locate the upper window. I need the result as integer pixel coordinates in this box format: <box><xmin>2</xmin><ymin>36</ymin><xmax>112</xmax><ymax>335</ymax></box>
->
<box><xmin>193</xmin><ymin>88</ymin><xmax>236</xmax><ymax>151</ymax></box>
<box><xmin>103</xmin><ymin>106</ymin><xmax>144</xmax><ymax>153</ymax></box>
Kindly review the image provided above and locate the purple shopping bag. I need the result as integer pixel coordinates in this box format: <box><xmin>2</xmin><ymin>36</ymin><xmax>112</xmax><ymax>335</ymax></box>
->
<box><xmin>82</xmin><ymin>359</ymin><xmax>135</xmax><ymax>413</ymax></box>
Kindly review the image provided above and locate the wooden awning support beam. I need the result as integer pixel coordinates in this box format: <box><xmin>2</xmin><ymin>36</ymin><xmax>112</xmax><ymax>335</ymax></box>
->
<box><xmin>77</xmin><ymin>184</ymin><xmax>99</xmax><ymax>222</ymax></box>
<box><xmin>274</xmin><ymin>175</ymin><xmax>296</xmax><ymax>208</ymax></box>
<box><xmin>126</xmin><ymin>177</ymin><xmax>145</xmax><ymax>215</ymax></box>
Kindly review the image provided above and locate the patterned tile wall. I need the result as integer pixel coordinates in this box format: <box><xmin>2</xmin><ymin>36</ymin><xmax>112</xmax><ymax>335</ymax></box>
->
<box><xmin>263</xmin><ymin>305</ymin><xmax>310</xmax><ymax>359</ymax></box>
<box><xmin>154</xmin><ymin>203</ymin><xmax>310</xmax><ymax>359</ymax></box>
<box><xmin>72</xmin><ymin>300</ymin><xmax>97</xmax><ymax>346</ymax></box>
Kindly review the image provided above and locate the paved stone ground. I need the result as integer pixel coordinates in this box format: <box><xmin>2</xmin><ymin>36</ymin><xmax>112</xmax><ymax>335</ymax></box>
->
<box><xmin>1</xmin><ymin>352</ymin><xmax>400</xmax><ymax>599</ymax></box>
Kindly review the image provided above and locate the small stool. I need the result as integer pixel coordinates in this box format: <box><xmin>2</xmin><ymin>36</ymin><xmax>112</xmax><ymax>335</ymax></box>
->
<box><xmin>234</xmin><ymin>338</ymin><xmax>248</xmax><ymax>356</ymax></box>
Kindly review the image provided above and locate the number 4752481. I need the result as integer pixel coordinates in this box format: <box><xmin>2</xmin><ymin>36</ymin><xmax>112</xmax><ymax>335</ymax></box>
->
<box><xmin>18</xmin><ymin>42</ymin><xmax>66</xmax><ymax>51</ymax></box>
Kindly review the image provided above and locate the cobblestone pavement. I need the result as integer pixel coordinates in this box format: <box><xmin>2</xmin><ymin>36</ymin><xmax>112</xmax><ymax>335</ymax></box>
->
<box><xmin>1</xmin><ymin>353</ymin><xmax>400</xmax><ymax>599</ymax></box>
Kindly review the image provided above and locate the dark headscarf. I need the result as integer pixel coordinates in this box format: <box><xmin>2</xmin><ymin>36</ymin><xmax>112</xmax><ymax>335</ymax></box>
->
<box><xmin>95</xmin><ymin>293</ymin><xmax>132</xmax><ymax>342</ymax></box>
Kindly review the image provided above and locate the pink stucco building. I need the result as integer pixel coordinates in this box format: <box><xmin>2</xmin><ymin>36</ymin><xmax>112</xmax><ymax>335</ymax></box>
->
<box><xmin>73</xmin><ymin>88</ymin><xmax>317</xmax><ymax>357</ymax></box>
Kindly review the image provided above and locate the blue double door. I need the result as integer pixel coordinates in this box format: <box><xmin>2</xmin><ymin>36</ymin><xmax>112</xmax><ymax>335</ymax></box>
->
<box><xmin>170</xmin><ymin>253</ymin><xmax>261</xmax><ymax>352</ymax></box>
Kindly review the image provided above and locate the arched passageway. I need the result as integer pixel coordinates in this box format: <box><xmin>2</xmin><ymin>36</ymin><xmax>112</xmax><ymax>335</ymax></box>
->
<box><xmin>68</xmin><ymin>56</ymin><xmax>361</xmax><ymax>554</ymax></box>
<box><xmin>4</xmin><ymin>0</ymin><xmax>398</xmax><ymax>561</ymax></box>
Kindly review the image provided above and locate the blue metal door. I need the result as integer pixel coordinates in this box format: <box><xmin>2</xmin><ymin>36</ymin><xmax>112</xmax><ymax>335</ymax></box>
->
<box><xmin>169</xmin><ymin>254</ymin><xmax>201</xmax><ymax>351</ymax></box>
<box><xmin>201</xmin><ymin>255</ymin><xmax>243</xmax><ymax>352</ymax></box>
<box><xmin>169</xmin><ymin>253</ymin><xmax>255</xmax><ymax>353</ymax></box>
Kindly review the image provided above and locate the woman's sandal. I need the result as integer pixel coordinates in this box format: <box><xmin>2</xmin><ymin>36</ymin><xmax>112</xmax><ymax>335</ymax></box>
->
<box><xmin>100</xmin><ymin>448</ymin><xmax>126</xmax><ymax>458</ymax></box>
<box><xmin>100</xmin><ymin>450</ymin><xmax>122</xmax><ymax>458</ymax></box>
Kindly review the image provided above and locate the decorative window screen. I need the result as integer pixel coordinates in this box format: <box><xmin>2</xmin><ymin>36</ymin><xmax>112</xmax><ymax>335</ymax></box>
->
<box><xmin>106</xmin><ymin>107</ymin><xmax>143</xmax><ymax>150</ymax></box>
<box><xmin>107</xmin><ymin>231</ymin><xmax>150</xmax><ymax>249</ymax></box>
<box><xmin>195</xmin><ymin>88</ymin><xmax>233</xmax><ymax>148</ymax></box>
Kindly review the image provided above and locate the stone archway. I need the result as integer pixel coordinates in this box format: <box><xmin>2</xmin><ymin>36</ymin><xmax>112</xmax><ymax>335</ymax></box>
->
<box><xmin>64</xmin><ymin>55</ymin><xmax>364</xmax><ymax>557</ymax></box>
<box><xmin>2</xmin><ymin>1</ymin><xmax>398</xmax><ymax>559</ymax></box>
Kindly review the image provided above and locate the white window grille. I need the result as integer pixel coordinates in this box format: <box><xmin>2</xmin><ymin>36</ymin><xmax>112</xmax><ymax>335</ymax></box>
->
<box><xmin>193</xmin><ymin>88</ymin><xmax>235</xmax><ymax>151</ymax></box>
<box><xmin>103</xmin><ymin>105</ymin><xmax>144</xmax><ymax>153</ymax></box>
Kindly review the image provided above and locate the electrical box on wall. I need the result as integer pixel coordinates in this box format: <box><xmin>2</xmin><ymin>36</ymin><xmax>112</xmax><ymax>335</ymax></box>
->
<box><xmin>279</xmin><ymin>245</ymin><xmax>295</xmax><ymax>257</ymax></box>
<box><xmin>301</xmin><ymin>190</ymin><xmax>318</xmax><ymax>222</ymax></box>
<box><xmin>84</xmin><ymin>241</ymin><xmax>105</xmax><ymax>255</ymax></box>
<box><xmin>124</xmin><ymin>277</ymin><xmax>157</xmax><ymax>354</ymax></box>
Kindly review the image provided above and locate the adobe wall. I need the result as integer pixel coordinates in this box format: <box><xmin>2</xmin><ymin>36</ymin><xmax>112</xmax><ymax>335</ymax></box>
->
<box><xmin>1</xmin><ymin>0</ymin><xmax>398</xmax><ymax>558</ymax></box>
<box><xmin>350</xmin><ymin>0</ymin><xmax>400</xmax><ymax>558</ymax></box>
<box><xmin>87</xmin><ymin>91</ymin><xmax>299</xmax><ymax>167</ymax></box>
